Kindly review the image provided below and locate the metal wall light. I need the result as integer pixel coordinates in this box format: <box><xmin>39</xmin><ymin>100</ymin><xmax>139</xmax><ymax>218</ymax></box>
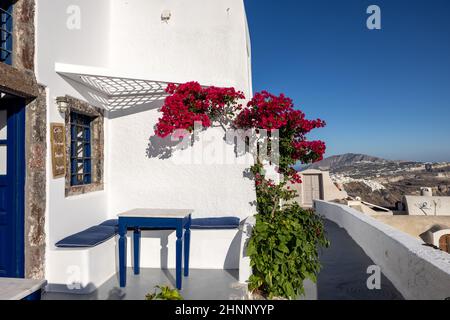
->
<box><xmin>161</xmin><ymin>10</ymin><xmax>171</xmax><ymax>22</ymax></box>
<box><xmin>56</xmin><ymin>96</ymin><xmax>69</xmax><ymax>114</ymax></box>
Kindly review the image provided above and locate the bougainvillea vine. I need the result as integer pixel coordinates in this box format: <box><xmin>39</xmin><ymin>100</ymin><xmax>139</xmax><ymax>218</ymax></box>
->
<box><xmin>155</xmin><ymin>81</ymin><xmax>245</xmax><ymax>138</ymax></box>
<box><xmin>233</xmin><ymin>90</ymin><xmax>326</xmax><ymax>183</ymax></box>
<box><xmin>154</xmin><ymin>83</ymin><xmax>329</xmax><ymax>299</ymax></box>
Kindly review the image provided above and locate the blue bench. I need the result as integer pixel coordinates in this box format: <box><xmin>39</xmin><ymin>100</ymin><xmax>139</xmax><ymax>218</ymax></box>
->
<box><xmin>55</xmin><ymin>224</ymin><xmax>117</xmax><ymax>248</ymax></box>
<box><xmin>191</xmin><ymin>217</ymin><xmax>240</xmax><ymax>229</ymax></box>
<box><xmin>55</xmin><ymin>217</ymin><xmax>240</xmax><ymax>248</ymax></box>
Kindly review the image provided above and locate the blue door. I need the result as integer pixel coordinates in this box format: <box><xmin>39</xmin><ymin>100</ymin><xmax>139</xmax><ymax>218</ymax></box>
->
<box><xmin>0</xmin><ymin>95</ymin><xmax>25</xmax><ymax>278</ymax></box>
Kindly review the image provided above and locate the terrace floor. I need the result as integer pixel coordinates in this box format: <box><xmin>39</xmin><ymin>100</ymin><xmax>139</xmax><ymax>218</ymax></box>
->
<box><xmin>42</xmin><ymin>220</ymin><xmax>403</xmax><ymax>300</ymax></box>
<box><xmin>316</xmin><ymin>220</ymin><xmax>403</xmax><ymax>300</ymax></box>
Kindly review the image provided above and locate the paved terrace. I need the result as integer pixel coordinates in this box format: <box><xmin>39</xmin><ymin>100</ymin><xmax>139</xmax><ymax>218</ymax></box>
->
<box><xmin>43</xmin><ymin>220</ymin><xmax>403</xmax><ymax>300</ymax></box>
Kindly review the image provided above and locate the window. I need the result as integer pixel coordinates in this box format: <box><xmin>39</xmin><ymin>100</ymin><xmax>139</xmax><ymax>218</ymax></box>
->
<box><xmin>0</xmin><ymin>1</ymin><xmax>13</xmax><ymax>65</ymax></box>
<box><xmin>70</xmin><ymin>112</ymin><xmax>93</xmax><ymax>186</ymax></box>
<box><xmin>62</xmin><ymin>96</ymin><xmax>104</xmax><ymax>196</ymax></box>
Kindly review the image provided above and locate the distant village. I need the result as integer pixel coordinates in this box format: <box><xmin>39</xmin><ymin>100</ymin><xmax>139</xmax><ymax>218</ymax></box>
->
<box><xmin>298</xmin><ymin>154</ymin><xmax>450</xmax><ymax>254</ymax></box>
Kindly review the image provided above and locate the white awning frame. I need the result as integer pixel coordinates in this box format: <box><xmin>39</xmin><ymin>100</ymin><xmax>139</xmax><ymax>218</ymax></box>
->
<box><xmin>55</xmin><ymin>63</ymin><xmax>175</xmax><ymax>112</ymax></box>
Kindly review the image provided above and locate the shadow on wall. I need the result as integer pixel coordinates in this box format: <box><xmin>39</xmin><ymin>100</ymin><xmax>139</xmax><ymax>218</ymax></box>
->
<box><xmin>59</xmin><ymin>74</ymin><xmax>166</xmax><ymax>120</ymax></box>
<box><xmin>146</xmin><ymin>135</ymin><xmax>186</xmax><ymax>160</ymax></box>
<box><xmin>224</xmin><ymin>230</ymin><xmax>243</xmax><ymax>269</ymax></box>
<box><xmin>145</xmin><ymin>124</ymin><xmax>242</xmax><ymax>160</ymax></box>
<box><xmin>111</xmin><ymin>230</ymin><xmax>177</xmax><ymax>288</ymax></box>
<box><xmin>107</xmin><ymin>99</ymin><xmax>164</xmax><ymax>119</ymax></box>
<box><xmin>115</xmin><ymin>230</ymin><xmax>243</xmax><ymax>288</ymax></box>
<box><xmin>61</xmin><ymin>73</ymin><xmax>256</xmax><ymax>162</ymax></box>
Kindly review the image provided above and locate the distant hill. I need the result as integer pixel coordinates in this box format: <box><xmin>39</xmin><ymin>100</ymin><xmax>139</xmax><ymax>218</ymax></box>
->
<box><xmin>305</xmin><ymin>153</ymin><xmax>393</xmax><ymax>171</ymax></box>
<box><xmin>298</xmin><ymin>153</ymin><xmax>450</xmax><ymax>209</ymax></box>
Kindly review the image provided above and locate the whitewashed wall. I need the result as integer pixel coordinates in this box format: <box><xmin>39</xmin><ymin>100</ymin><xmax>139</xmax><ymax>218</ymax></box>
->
<box><xmin>36</xmin><ymin>0</ymin><xmax>255</xmax><ymax>290</ymax></box>
<box><xmin>315</xmin><ymin>200</ymin><xmax>450</xmax><ymax>300</ymax></box>
<box><xmin>106</xmin><ymin>0</ymin><xmax>255</xmax><ymax>219</ymax></box>
<box><xmin>404</xmin><ymin>196</ymin><xmax>450</xmax><ymax>216</ymax></box>
<box><xmin>36</xmin><ymin>0</ymin><xmax>112</xmax><ymax>245</ymax></box>
<box><xmin>109</xmin><ymin>0</ymin><xmax>252</xmax><ymax>93</ymax></box>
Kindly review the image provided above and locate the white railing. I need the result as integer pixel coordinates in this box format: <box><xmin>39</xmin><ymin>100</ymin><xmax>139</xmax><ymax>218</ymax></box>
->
<box><xmin>315</xmin><ymin>200</ymin><xmax>450</xmax><ymax>300</ymax></box>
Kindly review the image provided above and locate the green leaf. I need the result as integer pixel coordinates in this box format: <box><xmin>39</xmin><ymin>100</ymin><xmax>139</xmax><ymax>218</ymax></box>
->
<box><xmin>146</xmin><ymin>285</ymin><xmax>183</xmax><ymax>300</ymax></box>
<box><xmin>247</xmin><ymin>200</ymin><xmax>329</xmax><ymax>299</ymax></box>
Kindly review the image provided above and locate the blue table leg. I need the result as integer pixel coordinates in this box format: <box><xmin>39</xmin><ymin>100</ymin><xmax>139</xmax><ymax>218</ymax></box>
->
<box><xmin>176</xmin><ymin>226</ymin><xmax>183</xmax><ymax>290</ymax></box>
<box><xmin>133</xmin><ymin>228</ymin><xmax>141</xmax><ymax>275</ymax></box>
<box><xmin>184</xmin><ymin>217</ymin><xmax>191</xmax><ymax>277</ymax></box>
<box><xmin>119</xmin><ymin>221</ymin><xmax>127</xmax><ymax>287</ymax></box>
<box><xmin>22</xmin><ymin>289</ymin><xmax>42</xmax><ymax>300</ymax></box>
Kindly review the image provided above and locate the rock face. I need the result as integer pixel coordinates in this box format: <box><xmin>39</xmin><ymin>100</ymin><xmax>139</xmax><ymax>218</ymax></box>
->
<box><xmin>343</xmin><ymin>181</ymin><xmax>401</xmax><ymax>209</ymax></box>
<box><xmin>304</xmin><ymin>154</ymin><xmax>450</xmax><ymax>209</ymax></box>
<box><xmin>307</xmin><ymin>153</ymin><xmax>389</xmax><ymax>171</ymax></box>
<box><xmin>347</xmin><ymin>178</ymin><xmax>450</xmax><ymax>209</ymax></box>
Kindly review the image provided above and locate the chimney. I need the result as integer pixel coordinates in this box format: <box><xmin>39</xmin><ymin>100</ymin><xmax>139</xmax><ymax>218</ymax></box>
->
<box><xmin>420</xmin><ymin>187</ymin><xmax>433</xmax><ymax>197</ymax></box>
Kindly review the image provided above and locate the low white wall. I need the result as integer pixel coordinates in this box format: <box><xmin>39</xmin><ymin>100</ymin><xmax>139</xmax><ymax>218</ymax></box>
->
<box><xmin>404</xmin><ymin>196</ymin><xmax>450</xmax><ymax>216</ymax></box>
<box><xmin>125</xmin><ymin>229</ymin><xmax>241</xmax><ymax>269</ymax></box>
<box><xmin>46</xmin><ymin>239</ymin><xmax>117</xmax><ymax>293</ymax></box>
<box><xmin>315</xmin><ymin>200</ymin><xmax>450</xmax><ymax>300</ymax></box>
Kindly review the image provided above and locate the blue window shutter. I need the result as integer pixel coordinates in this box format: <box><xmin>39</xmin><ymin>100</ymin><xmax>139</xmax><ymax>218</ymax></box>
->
<box><xmin>70</xmin><ymin>112</ymin><xmax>94</xmax><ymax>186</ymax></box>
<box><xmin>0</xmin><ymin>2</ymin><xmax>13</xmax><ymax>65</ymax></box>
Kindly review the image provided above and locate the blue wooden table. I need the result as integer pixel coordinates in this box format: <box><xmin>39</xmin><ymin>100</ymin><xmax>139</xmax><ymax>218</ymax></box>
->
<box><xmin>118</xmin><ymin>209</ymin><xmax>193</xmax><ymax>290</ymax></box>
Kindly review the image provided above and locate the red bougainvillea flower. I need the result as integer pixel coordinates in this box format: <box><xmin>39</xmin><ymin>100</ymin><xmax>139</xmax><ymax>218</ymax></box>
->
<box><xmin>290</xmin><ymin>171</ymin><xmax>303</xmax><ymax>184</ymax></box>
<box><xmin>155</xmin><ymin>82</ymin><xmax>245</xmax><ymax>138</ymax></box>
<box><xmin>292</xmin><ymin>140</ymin><xmax>326</xmax><ymax>163</ymax></box>
<box><xmin>234</xmin><ymin>91</ymin><xmax>325</xmax><ymax>133</ymax></box>
<box><xmin>156</xmin><ymin>83</ymin><xmax>326</xmax><ymax>186</ymax></box>
<box><xmin>233</xmin><ymin>91</ymin><xmax>326</xmax><ymax>183</ymax></box>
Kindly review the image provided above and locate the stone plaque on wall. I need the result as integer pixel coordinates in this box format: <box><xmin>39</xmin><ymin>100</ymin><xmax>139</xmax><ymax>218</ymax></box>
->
<box><xmin>50</xmin><ymin>123</ymin><xmax>66</xmax><ymax>178</ymax></box>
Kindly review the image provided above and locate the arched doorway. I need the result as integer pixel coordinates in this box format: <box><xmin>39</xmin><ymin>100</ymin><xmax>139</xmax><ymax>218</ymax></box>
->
<box><xmin>439</xmin><ymin>234</ymin><xmax>450</xmax><ymax>253</ymax></box>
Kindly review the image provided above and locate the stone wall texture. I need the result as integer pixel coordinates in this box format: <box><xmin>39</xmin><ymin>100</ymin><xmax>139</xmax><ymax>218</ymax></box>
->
<box><xmin>24</xmin><ymin>85</ymin><xmax>47</xmax><ymax>279</ymax></box>
<box><xmin>63</xmin><ymin>95</ymin><xmax>105</xmax><ymax>197</ymax></box>
<box><xmin>0</xmin><ymin>0</ymin><xmax>47</xmax><ymax>279</ymax></box>
<box><xmin>13</xmin><ymin>0</ymin><xmax>36</xmax><ymax>71</ymax></box>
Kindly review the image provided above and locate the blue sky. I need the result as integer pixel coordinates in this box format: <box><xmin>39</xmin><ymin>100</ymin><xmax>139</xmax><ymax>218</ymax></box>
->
<box><xmin>244</xmin><ymin>0</ymin><xmax>450</xmax><ymax>162</ymax></box>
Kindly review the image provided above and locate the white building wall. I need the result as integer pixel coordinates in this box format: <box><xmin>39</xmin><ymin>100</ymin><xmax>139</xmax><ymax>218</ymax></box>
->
<box><xmin>106</xmin><ymin>0</ymin><xmax>255</xmax><ymax>220</ymax></box>
<box><xmin>290</xmin><ymin>169</ymin><xmax>347</xmax><ymax>207</ymax></box>
<box><xmin>35</xmin><ymin>0</ymin><xmax>255</xmax><ymax>289</ymax></box>
<box><xmin>36</xmin><ymin>0</ymin><xmax>112</xmax><ymax>287</ymax></box>
<box><xmin>404</xmin><ymin>196</ymin><xmax>450</xmax><ymax>216</ymax></box>
<box><xmin>108</xmin><ymin>0</ymin><xmax>252</xmax><ymax>94</ymax></box>
<box><xmin>36</xmin><ymin>0</ymin><xmax>112</xmax><ymax>245</ymax></box>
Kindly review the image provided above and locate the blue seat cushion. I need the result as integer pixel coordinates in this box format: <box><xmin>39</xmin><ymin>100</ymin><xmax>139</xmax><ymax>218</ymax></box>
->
<box><xmin>56</xmin><ymin>216</ymin><xmax>241</xmax><ymax>248</ymax></box>
<box><xmin>191</xmin><ymin>217</ymin><xmax>240</xmax><ymax>229</ymax></box>
<box><xmin>99</xmin><ymin>219</ymin><xmax>119</xmax><ymax>232</ymax></box>
<box><xmin>55</xmin><ymin>225</ymin><xmax>117</xmax><ymax>248</ymax></box>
